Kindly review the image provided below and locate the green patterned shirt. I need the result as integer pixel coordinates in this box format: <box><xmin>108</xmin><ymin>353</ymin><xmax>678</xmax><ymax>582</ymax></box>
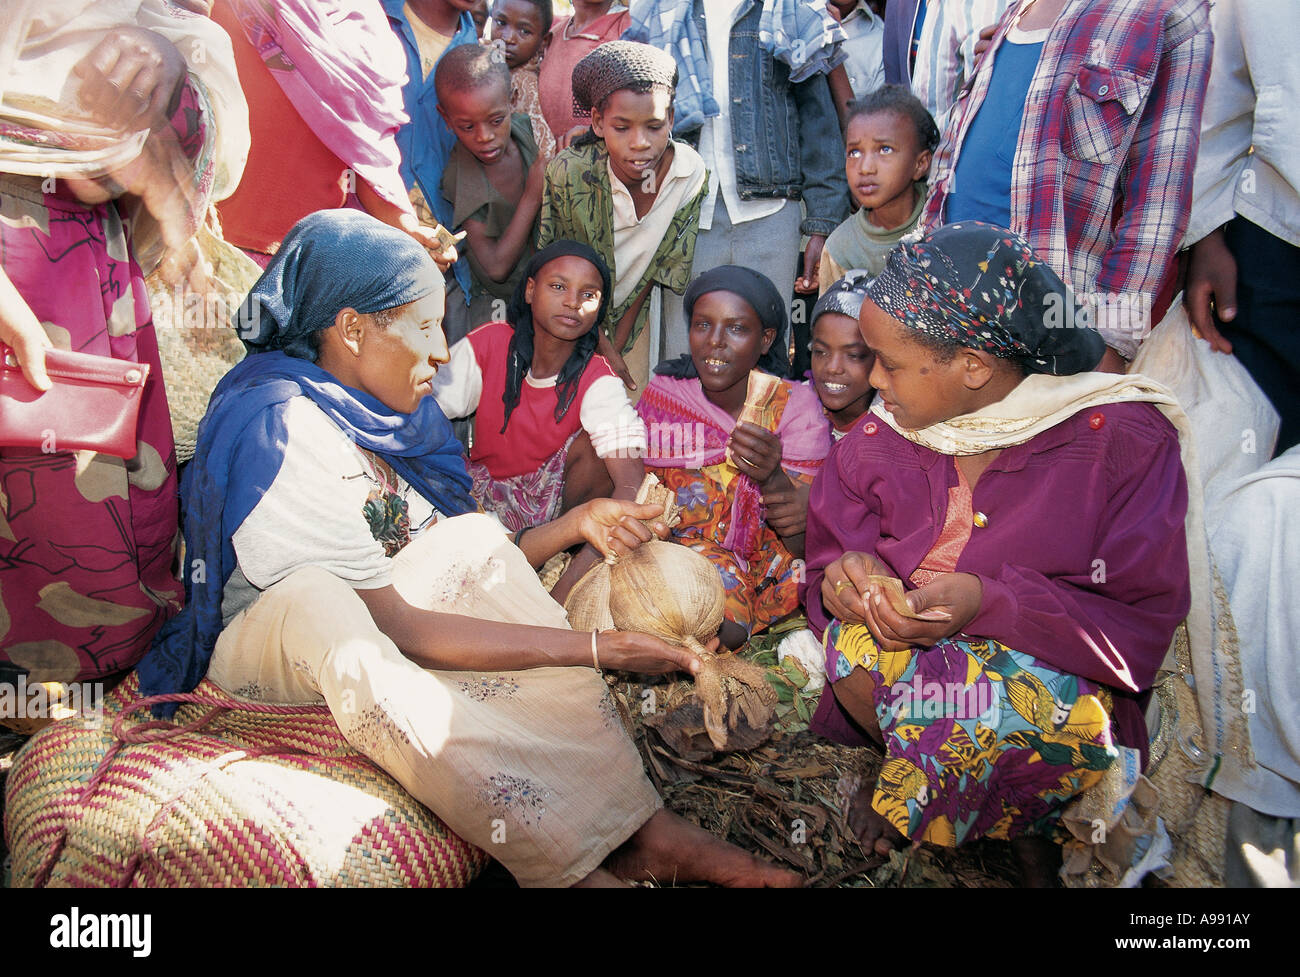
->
<box><xmin>537</xmin><ymin>138</ymin><xmax>708</xmax><ymax>352</ymax></box>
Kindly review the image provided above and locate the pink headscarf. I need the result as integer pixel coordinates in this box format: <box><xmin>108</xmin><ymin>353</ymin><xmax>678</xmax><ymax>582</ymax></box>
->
<box><xmin>638</xmin><ymin>373</ymin><xmax>830</xmax><ymax>560</ymax></box>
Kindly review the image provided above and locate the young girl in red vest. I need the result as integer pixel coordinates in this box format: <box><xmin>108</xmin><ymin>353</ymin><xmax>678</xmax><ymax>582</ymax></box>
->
<box><xmin>432</xmin><ymin>240</ymin><xmax>646</xmax><ymax>589</ymax></box>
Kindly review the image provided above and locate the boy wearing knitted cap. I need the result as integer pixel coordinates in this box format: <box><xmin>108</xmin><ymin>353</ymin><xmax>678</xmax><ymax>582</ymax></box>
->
<box><xmin>538</xmin><ymin>40</ymin><xmax>709</xmax><ymax>397</ymax></box>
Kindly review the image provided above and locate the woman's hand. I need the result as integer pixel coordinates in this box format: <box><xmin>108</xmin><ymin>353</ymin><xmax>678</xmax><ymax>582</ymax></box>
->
<box><xmin>760</xmin><ymin>473</ymin><xmax>809</xmax><ymax>539</ymax></box>
<box><xmin>574</xmin><ymin>498</ymin><xmax>669</xmax><ymax>558</ymax></box>
<box><xmin>0</xmin><ymin>269</ymin><xmax>52</xmax><ymax>391</ymax></box>
<box><xmin>595</xmin><ymin>631</ymin><xmax>711</xmax><ymax>675</ymax></box>
<box><xmin>821</xmin><ymin>551</ymin><xmax>893</xmax><ymax>626</ymax></box>
<box><xmin>728</xmin><ymin>421</ymin><xmax>783</xmax><ymax>485</ymax></box>
<box><xmin>860</xmin><ymin>571</ymin><xmax>983</xmax><ymax>653</ymax></box>
<box><xmin>104</xmin><ymin>126</ymin><xmax>204</xmax><ymax>253</ymax></box>
<box><xmin>73</xmin><ymin>27</ymin><xmax>188</xmax><ymax>133</ymax></box>
<box><xmin>400</xmin><ymin>217</ymin><xmax>463</xmax><ymax>273</ymax></box>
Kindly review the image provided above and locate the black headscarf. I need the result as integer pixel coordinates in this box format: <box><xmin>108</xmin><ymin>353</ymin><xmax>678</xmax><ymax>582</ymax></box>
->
<box><xmin>501</xmin><ymin>240</ymin><xmax>613</xmax><ymax>431</ymax></box>
<box><xmin>866</xmin><ymin>221</ymin><xmax>1105</xmax><ymax>375</ymax></box>
<box><xmin>655</xmin><ymin>265</ymin><xmax>791</xmax><ymax>379</ymax></box>
<box><xmin>235</xmin><ymin>209</ymin><xmax>442</xmax><ymax>361</ymax></box>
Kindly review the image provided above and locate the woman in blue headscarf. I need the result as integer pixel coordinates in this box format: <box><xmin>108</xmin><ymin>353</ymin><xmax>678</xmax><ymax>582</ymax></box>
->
<box><xmin>138</xmin><ymin>210</ymin><xmax>797</xmax><ymax>889</ymax></box>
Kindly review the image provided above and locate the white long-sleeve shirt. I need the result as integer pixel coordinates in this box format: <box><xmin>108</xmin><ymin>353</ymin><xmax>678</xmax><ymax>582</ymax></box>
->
<box><xmin>1183</xmin><ymin>0</ymin><xmax>1300</xmax><ymax>248</ymax></box>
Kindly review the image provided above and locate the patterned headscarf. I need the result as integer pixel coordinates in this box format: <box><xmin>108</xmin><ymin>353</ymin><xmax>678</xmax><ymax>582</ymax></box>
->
<box><xmin>571</xmin><ymin>39</ymin><xmax>678</xmax><ymax>118</ymax></box>
<box><xmin>812</xmin><ymin>269</ymin><xmax>874</xmax><ymax>326</ymax></box>
<box><xmin>866</xmin><ymin>222</ymin><xmax>1105</xmax><ymax>375</ymax></box>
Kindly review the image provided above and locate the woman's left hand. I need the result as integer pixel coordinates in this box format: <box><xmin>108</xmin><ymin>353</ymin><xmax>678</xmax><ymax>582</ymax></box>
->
<box><xmin>761</xmin><ymin>474</ymin><xmax>808</xmax><ymax>538</ymax></box>
<box><xmin>861</xmin><ymin>571</ymin><xmax>983</xmax><ymax>651</ymax></box>
<box><xmin>576</xmin><ymin>498</ymin><xmax>670</xmax><ymax>558</ymax></box>
<box><xmin>728</xmin><ymin>421</ymin><xmax>783</xmax><ymax>486</ymax></box>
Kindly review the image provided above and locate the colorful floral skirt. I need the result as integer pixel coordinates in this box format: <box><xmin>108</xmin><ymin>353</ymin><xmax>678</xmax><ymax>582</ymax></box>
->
<box><xmin>827</xmin><ymin>621</ymin><xmax>1118</xmax><ymax>844</ymax></box>
<box><xmin>469</xmin><ymin>430</ymin><xmax>578</xmax><ymax>533</ymax></box>
<box><xmin>0</xmin><ymin>179</ymin><xmax>181</xmax><ymax>684</ymax></box>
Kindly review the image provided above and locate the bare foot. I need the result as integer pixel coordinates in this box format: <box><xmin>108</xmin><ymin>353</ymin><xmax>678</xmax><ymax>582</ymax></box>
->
<box><xmin>1010</xmin><ymin>835</ymin><xmax>1062</xmax><ymax>888</ymax></box>
<box><xmin>848</xmin><ymin>780</ymin><xmax>907</xmax><ymax>857</ymax></box>
<box><xmin>606</xmin><ymin>809</ymin><xmax>803</xmax><ymax>887</ymax></box>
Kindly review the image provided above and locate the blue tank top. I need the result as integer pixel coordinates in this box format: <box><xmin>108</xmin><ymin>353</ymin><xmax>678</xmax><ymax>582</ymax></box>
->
<box><xmin>946</xmin><ymin>37</ymin><xmax>1044</xmax><ymax>229</ymax></box>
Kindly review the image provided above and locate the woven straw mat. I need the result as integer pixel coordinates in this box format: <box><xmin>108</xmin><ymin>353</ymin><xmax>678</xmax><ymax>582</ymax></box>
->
<box><xmin>3</xmin><ymin>673</ymin><xmax>487</xmax><ymax>887</ymax></box>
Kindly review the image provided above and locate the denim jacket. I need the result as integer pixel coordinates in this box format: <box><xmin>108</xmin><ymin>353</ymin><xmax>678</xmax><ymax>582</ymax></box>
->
<box><xmin>382</xmin><ymin>0</ymin><xmax>476</xmax><ymax>297</ymax></box>
<box><xmin>696</xmin><ymin>1</ymin><xmax>848</xmax><ymax>238</ymax></box>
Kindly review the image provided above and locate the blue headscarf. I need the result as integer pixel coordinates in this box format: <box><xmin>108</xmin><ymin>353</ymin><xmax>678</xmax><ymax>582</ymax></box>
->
<box><xmin>138</xmin><ymin>211</ymin><xmax>474</xmax><ymax>712</ymax></box>
<box><xmin>235</xmin><ymin>209</ymin><xmax>442</xmax><ymax>360</ymax></box>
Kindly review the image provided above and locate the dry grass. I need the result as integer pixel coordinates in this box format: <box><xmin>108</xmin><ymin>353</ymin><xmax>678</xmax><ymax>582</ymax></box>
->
<box><xmin>607</xmin><ymin>619</ymin><xmax>1022</xmax><ymax>888</ymax></box>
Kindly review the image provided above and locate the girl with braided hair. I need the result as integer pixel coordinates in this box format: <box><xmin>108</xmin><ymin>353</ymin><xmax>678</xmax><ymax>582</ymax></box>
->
<box><xmin>538</xmin><ymin>40</ymin><xmax>708</xmax><ymax>399</ymax></box>
<box><xmin>432</xmin><ymin>240</ymin><xmax>647</xmax><ymax>594</ymax></box>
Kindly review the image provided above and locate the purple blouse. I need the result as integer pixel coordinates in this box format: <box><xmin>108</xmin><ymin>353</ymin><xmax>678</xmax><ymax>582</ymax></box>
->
<box><xmin>801</xmin><ymin>401</ymin><xmax>1192</xmax><ymax>752</ymax></box>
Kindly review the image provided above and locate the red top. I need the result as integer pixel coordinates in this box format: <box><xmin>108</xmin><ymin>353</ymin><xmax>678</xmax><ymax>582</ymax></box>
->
<box><xmin>537</xmin><ymin>10</ymin><xmax>631</xmax><ymax>144</ymax></box>
<box><xmin>212</xmin><ymin>0</ymin><xmax>349</xmax><ymax>254</ymax></box>
<box><xmin>468</xmin><ymin>321</ymin><xmax>617</xmax><ymax>478</ymax></box>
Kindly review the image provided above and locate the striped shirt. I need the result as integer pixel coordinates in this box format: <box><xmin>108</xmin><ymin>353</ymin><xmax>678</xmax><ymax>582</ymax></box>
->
<box><xmin>911</xmin><ymin>0</ymin><xmax>1016</xmax><ymax>132</ymax></box>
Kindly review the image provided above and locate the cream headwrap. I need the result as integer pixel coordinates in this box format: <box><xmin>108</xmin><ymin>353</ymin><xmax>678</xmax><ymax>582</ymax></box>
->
<box><xmin>0</xmin><ymin>0</ymin><xmax>249</xmax><ymax>203</ymax></box>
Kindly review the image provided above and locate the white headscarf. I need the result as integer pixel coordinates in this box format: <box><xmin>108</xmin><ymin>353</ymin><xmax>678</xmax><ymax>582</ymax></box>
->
<box><xmin>0</xmin><ymin>0</ymin><xmax>249</xmax><ymax>199</ymax></box>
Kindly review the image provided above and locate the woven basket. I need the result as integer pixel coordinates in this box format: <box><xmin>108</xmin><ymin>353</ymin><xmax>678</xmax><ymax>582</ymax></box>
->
<box><xmin>3</xmin><ymin>674</ymin><xmax>487</xmax><ymax>887</ymax></box>
<box><xmin>147</xmin><ymin>222</ymin><xmax>261</xmax><ymax>464</ymax></box>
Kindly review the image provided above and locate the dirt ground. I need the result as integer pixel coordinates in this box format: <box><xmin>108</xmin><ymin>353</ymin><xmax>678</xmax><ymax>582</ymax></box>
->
<box><xmin>607</xmin><ymin>621</ymin><xmax>1023</xmax><ymax>888</ymax></box>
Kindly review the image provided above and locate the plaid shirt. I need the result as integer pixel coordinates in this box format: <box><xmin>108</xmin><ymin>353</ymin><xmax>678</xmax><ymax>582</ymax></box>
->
<box><xmin>923</xmin><ymin>0</ymin><xmax>1213</xmax><ymax>357</ymax></box>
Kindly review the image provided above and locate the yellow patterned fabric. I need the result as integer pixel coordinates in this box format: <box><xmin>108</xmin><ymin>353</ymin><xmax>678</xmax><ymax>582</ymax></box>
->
<box><xmin>827</xmin><ymin>623</ymin><xmax>1117</xmax><ymax>844</ymax></box>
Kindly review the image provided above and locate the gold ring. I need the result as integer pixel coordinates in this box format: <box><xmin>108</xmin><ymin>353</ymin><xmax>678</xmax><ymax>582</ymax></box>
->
<box><xmin>833</xmin><ymin>579</ymin><xmax>854</xmax><ymax>597</ymax></box>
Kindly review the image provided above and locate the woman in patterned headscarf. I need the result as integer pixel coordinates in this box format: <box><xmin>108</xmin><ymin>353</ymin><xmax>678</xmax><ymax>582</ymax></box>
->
<box><xmin>801</xmin><ymin>222</ymin><xmax>1234</xmax><ymax>885</ymax></box>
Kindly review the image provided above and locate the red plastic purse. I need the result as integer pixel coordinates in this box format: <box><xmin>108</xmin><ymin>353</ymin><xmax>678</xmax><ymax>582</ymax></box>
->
<box><xmin>0</xmin><ymin>345</ymin><xmax>149</xmax><ymax>459</ymax></box>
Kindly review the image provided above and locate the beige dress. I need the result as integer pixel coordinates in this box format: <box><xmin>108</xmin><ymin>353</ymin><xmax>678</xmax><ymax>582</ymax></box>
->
<box><xmin>208</xmin><ymin>512</ymin><xmax>661</xmax><ymax>887</ymax></box>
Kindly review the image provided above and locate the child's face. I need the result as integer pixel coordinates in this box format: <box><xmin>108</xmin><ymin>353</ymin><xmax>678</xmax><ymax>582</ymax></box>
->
<box><xmin>810</xmin><ymin>311</ymin><xmax>874</xmax><ymax>420</ymax></box>
<box><xmin>845</xmin><ymin>110</ymin><xmax>931</xmax><ymax>214</ymax></box>
<box><xmin>491</xmin><ymin>0</ymin><xmax>544</xmax><ymax>69</ymax></box>
<box><xmin>471</xmin><ymin>0</ymin><xmax>489</xmax><ymax>37</ymax></box>
<box><xmin>438</xmin><ymin>81</ymin><xmax>513</xmax><ymax>165</ymax></box>
<box><xmin>858</xmin><ymin>298</ymin><xmax>967</xmax><ymax>431</ymax></box>
<box><xmin>688</xmin><ymin>290</ymin><xmax>775</xmax><ymax>406</ymax></box>
<box><xmin>591</xmin><ymin>89</ymin><xmax>674</xmax><ymax>191</ymax></box>
<box><xmin>525</xmin><ymin>255</ymin><xmax>604</xmax><ymax>343</ymax></box>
